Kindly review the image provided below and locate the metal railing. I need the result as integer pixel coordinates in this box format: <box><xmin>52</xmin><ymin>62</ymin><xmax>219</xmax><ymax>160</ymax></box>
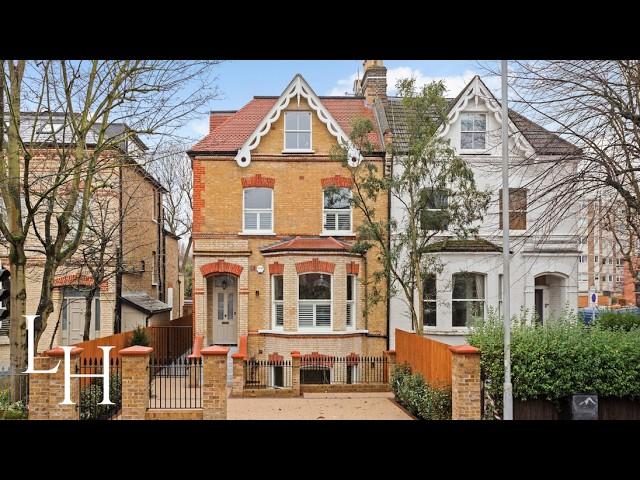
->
<box><xmin>0</xmin><ymin>369</ymin><xmax>29</xmax><ymax>406</ymax></box>
<box><xmin>77</xmin><ymin>357</ymin><xmax>122</xmax><ymax>420</ymax></box>
<box><xmin>244</xmin><ymin>359</ymin><xmax>292</xmax><ymax>389</ymax></box>
<box><xmin>300</xmin><ymin>355</ymin><xmax>388</xmax><ymax>385</ymax></box>
<box><xmin>148</xmin><ymin>357</ymin><xmax>202</xmax><ymax>409</ymax></box>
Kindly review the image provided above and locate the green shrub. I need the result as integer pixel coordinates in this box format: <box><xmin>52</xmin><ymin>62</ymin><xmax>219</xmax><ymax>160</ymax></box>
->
<box><xmin>468</xmin><ymin>311</ymin><xmax>640</xmax><ymax>419</ymax></box>
<box><xmin>391</xmin><ymin>363</ymin><xmax>451</xmax><ymax>420</ymax></box>
<box><xmin>79</xmin><ymin>373</ymin><xmax>122</xmax><ymax>420</ymax></box>
<box><xmin>0</xmin><ymin>388</ymin><xmax>28</xmax><ymax>420</ymax></box>
<box><xmin>597</xmin><ymin>311</ymin><xmax>640</xmax><ymax>331</ymax></box>
<box><xmin>128</xmin><ymin>325</ymin><xmax>150</xmax><ymax>347</ymax></box>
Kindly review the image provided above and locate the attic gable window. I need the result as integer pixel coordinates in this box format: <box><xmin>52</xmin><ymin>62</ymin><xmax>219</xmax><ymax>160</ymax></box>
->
<box><xmin>460</xmin><ymin>113</ymin><xmax>486</xmax><ymax>150</ymax></box>
<box><xmin>284</xmin><ymin>111</ymin><xmax>312</xmax><ymax>151</ymax></box>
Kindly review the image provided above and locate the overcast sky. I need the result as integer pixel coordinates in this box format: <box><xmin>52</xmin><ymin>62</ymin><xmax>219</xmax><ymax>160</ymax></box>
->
<box><xmin>179</xmin><ymin>60</ymin><xmax>502</xmax><ymax>142</ymax></box>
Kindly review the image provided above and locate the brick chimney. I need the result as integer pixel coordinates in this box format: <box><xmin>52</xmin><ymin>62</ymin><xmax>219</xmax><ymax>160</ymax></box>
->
<box><xmin>209</xmin><ymin>111</ymin><xmax>236</xmax><ymax>133</ymax></box>
<box><xmin>357</xmin><ymin>60</ymin><xmax>387</xmax><ymax>105</ymax></box>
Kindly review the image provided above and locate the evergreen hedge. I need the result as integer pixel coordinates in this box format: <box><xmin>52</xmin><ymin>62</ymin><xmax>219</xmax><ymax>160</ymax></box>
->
<box><xmin>467</xmin><ymin>312</ymin><xmax>640</xmax><ymax>418</ymax></box>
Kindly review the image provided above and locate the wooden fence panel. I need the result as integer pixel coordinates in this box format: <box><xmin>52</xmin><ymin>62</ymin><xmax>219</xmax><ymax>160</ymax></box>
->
<box><xmin>75</xmin><ymin>331</ymin><xmax>135</xmax><ymax>361</ymax></box>
<box><xmin>73</xmin><ymin>315</ymin><xmax>192</xmax><ymax>362</ymax></box>
<box><xmin>395</xmin><ymin>329</ymin><xmax>452</xmax><ymax>388</ymax></box>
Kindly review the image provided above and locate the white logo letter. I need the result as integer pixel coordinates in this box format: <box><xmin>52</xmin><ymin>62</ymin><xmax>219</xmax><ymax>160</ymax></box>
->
<box><xmin>23</xmin><ymin>315</ymin><xmax>60</xmax><ymax>374</ymax></box>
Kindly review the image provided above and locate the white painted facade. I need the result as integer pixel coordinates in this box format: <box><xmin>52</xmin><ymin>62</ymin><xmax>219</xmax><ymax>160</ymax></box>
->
<box><xmin>389</xmin><ymin>77</ymin><xmax>581</xmax><ymax>347</ymax></box>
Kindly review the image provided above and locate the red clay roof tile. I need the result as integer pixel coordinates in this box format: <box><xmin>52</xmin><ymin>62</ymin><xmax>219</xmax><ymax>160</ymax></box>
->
<box><xmin>261</xmin><ymin>236</ymin><xmax>352</xmax><ymax>253</ymax></box>
<box><xmin>191</xmin><ymin>97</ymin><xmax>381</xmax><ymax>153</ymax></box>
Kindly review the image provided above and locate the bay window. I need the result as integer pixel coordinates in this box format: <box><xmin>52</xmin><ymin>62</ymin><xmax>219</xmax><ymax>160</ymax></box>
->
<box><xmin>243</xmin><ymin>188</ymin><xmax>273</xmax><ymax>233</ymax></box>
<box><xmin>272</xmin><ymin>275</ymin><xmax>284</xmax><ymax>329</ymax></box>
<box><xmin>452</xmin><ymin>272</ymin><xmax>485</xmax><ymax>327</ymax></box>
<box><xmin>346</xmin><ymin>274</ymin><xmax>356</xmax><ymax>328</ymax></box>
<box><xmin>298</xmin><ymin>273</ymin><xmax>331</xmax><ymax>328</ymax></box>
<box><xmin>323</xmin><ymin>187</ymin><xmax>352</xmax><ymax>234</ymax></box>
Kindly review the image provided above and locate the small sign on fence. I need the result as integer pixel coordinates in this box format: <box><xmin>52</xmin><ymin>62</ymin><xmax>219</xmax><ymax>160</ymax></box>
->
<box><xmin>571</xmin><ymin>394</ymin><xmax>598</xmax><ymax>420</ymax></box>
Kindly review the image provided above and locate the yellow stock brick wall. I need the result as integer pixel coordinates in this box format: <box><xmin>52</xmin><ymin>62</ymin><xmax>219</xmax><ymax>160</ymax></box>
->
<box><xmin>121</xmin><ymin>164</ymin><xmax>163</xmax><ymax>297</ymax></box>
<box><xmin>192</xmin><ymin>102</ymin><xmax>389</xmax><ymax>357</ymax></box>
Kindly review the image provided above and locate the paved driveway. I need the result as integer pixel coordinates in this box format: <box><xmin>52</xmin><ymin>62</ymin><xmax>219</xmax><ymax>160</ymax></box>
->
<box><xmin>227</xmin><ymin>391</ymin><xmax>413</xmax><ymax>420</ymax></box>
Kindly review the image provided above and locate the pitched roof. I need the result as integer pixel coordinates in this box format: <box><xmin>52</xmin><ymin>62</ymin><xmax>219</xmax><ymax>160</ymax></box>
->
<box><xmin>260</xmin><ymin>236</ymin><xmax>352</xmax><ymax>253</ymax></box>
<box><xmin>190</xmin><ymin>97</ymin><xmax>382</xmax><ymax>154</ymax></box>
<box><xmin>380</xmin><ymin>95</ymin><xmax>581</xmax><ymax>156</ymax></box>
<box><xmin>423</xmin><ymin>238</ymin><xmax>506</xmax><ymax>253</ymax></box>
<box><xmin>121</xmin><ymin>292</ymin><xmax>172</xmax><ymax>315</ymax></box>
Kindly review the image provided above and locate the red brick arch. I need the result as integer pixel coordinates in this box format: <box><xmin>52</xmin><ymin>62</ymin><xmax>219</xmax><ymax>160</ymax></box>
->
<box><xmin>295</xmin><ymin>258</ymin><xmax>335</xmax><ymax>274</ymax></box>
<box><xmin>321</xmin><ymin>175</ymin><xmax>353</xmax><ymax>188</ymax></box>
<box><xmin>241</xmin><ymin>174</ymin><xmax>275</xmax><ymax>188</ymax></box>
<box><xmin>200</xmin><ymin>259</ymin><xmax>243</xmax><ymax>278</ymax></box>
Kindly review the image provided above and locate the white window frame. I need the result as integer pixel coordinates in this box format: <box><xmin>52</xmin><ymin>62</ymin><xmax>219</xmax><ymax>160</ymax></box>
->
<box><xmin>297</xmin><ymin>273</ymin><xmax>332</xmax><ymax>330</ymax></box>
<box><xmin>322</xmin><ymin>188</ymin><xmax>353</xmax><ymax>235</ymax></box>
<box><xmin>283</xmin><ymin>111</ymin><xmax>313</xmax><ymax>153</ymax></box>
<box><xmin>242</xmin><ymin>188</ymin><xmax>274</xmax><ymax>234</ymax></box>
<box><xmin>617</xmin><ymin>276</ymin><xmax>623</xmax><ymax>283</ymax></box>
<box><xmin>272</xmin><ymin>274</ymin><xmax>284</xmax><ymax>330</ymax></box>
<box><xmin>460</xmin><ymin>112</ymin><xmax>487</xmax><ymax>152</ymax></box>
<box><xmin>423</xmin><ymin>188</ymin><xmax>450</xmax><ymax>232</ymax></box>
<box><xmin>422</xmin><ymin>274</ymin><xmax>437</xmax><ymax>328</ymax></box>
<box><xmin>346</xmin><ymin>274</ymin><xmax>356</xmax><ymax>330</ymax></box>
<box><xmin>451</xmin><ymin>272</ymin><xmax>486</xmax><ymax>328</ymax></box>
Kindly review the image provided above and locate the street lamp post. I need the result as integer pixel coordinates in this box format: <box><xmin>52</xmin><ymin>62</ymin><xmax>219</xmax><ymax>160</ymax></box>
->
<box><xmin>501</xmin><ymin>59</ymin><xmax>513</xmax><ymax>420</ymax></box>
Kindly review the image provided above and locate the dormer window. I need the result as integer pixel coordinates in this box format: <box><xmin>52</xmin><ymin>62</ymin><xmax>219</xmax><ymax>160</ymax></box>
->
<box><xmin>460</xmin><ymin>113</ymin><xmax>486</xmax><ymax>150</ymax></box>
<box><xmin>284</xmin><ymin>111</ymin><xmax>312</xmax><ymax>152</ymax></box>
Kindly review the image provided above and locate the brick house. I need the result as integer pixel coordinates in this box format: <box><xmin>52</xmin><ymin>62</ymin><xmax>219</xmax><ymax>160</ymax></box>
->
<box><xmin>352</xmin><ymin>61</ymin><xmax>583</xmax><ymax>346</ymax></box>
<box><xmin>0</xmin><ymin>113</ymin><xmax>183</xmax><ymax>367</ymax></box>
<box><xmin>188</xmin><ymin>74</ymin><xmax>389</xmax><ymax>360</ymax></box>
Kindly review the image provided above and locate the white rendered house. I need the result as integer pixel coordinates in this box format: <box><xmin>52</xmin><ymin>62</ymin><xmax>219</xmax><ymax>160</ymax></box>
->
<box><xmin>357</xmin><ymin>63</ymin><xmax>583</xmax><ymax>346</ymax></box>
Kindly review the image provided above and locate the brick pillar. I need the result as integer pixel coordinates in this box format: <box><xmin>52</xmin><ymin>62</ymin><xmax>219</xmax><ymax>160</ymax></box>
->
<box><xmin>44</xmin><ymin>347</ymin><xmax>83</xmax><ymax>420</ymax></box>
<box><xmin>449</xmin><ymin>345</ymin><xmax>481</xmax><ymax>420</ymax></box>
<box><xmin>291</xmin><ymin>351</ymin><xmax>301</xmax><ymax>396</ymax></box>
<box><xmin>28</xmin><ymin>356</ymin><xmax>52</xmax><ymax>420</ymax></box>
<box><xmin>201</xmin><ymin>346</ymin><xmax>229</xmax><ymax>419</ymax></box>
<box><xmin>383</xmin><ymin>350</ymin><xmax>396</xmax><ymax>383</ymax></box>
<box><xmin>231</xmin><ymin>353</ymin><xmax>245</xmax><ymax>397</ymax></box>
<box><xmin>120</xmin><ymin>346</ymin><xmax>153</xmax><ymax>420</ymax></box>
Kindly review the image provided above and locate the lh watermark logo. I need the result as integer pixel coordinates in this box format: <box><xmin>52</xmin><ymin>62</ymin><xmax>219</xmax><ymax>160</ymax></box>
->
<box><xmin>23</xmin><ymin>315</ymin><xmax>114</xmax><ymax>405</ymax></box>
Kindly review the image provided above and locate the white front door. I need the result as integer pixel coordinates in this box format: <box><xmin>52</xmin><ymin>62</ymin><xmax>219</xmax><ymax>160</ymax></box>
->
<box><xmin>213</xmin><ymin>276</ymin><xmax>237</xmax><ymax>345</ymax></box>
<box><xmin>66</xmin><ymin>298</ymin><xmax>89</xmax><ymax>344</ymax></box>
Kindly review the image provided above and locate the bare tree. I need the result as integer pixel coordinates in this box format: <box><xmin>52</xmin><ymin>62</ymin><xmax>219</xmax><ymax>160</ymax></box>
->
<box><xmin>149</xmin><ymin>143</ymin><xmax>193</xmax><ymax>270</ymax></box>
<box><xmin>500</xmin><ymin>61</ymin><xmax>640</xmax><ymax>274</ymax></box>
<box><xmin>0</xmin><ymin>60</ymin><xmax>221</xmax><ymax>378</ymax></box>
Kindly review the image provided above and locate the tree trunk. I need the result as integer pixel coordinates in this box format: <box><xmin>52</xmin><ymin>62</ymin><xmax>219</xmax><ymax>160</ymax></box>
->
<box><xmin>180</xmin><ymin>234</ymin><xmax>192</xmax><ymax>273</ymax></box>
<box><xmin>83</xmin><ymin>288</ymin><xmax>98</xmax><ymax>341</ymax></box>
<box><xmin>33</xmin><ymin>256</ymin><xmax>57</xmax><ymax>349</ymax></box>
<box><xmin>8</xmin><ymin>245</ymin><xmax>27</xmax><ymax>402</ymax></box>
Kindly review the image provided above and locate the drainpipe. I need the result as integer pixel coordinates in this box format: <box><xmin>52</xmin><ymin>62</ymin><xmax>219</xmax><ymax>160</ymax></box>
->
<box><xmin>115</xmin><ymin>163</ymin><xmax>123</xmax><ymax>334</ymax></box>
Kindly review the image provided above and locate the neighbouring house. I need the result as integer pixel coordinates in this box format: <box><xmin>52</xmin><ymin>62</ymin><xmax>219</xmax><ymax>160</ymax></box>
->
<box><xmin>0</xmin><ymin>113</ymin><xmax>184</xmax><ymax>367</ymax></box>
<box><xmin>354</xmin><ymin>61</ymin><xmax>583</xmax><ymax>347</ymax></box>
<box><xmin>576</xmin><ymin>197</ymin><xmax>638</xmax><ymax>307</ymax></box>
<box><xmin>188</xmin><ymin>74</ymin><xmax>389</xmax><ymax>361</ymax></box>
